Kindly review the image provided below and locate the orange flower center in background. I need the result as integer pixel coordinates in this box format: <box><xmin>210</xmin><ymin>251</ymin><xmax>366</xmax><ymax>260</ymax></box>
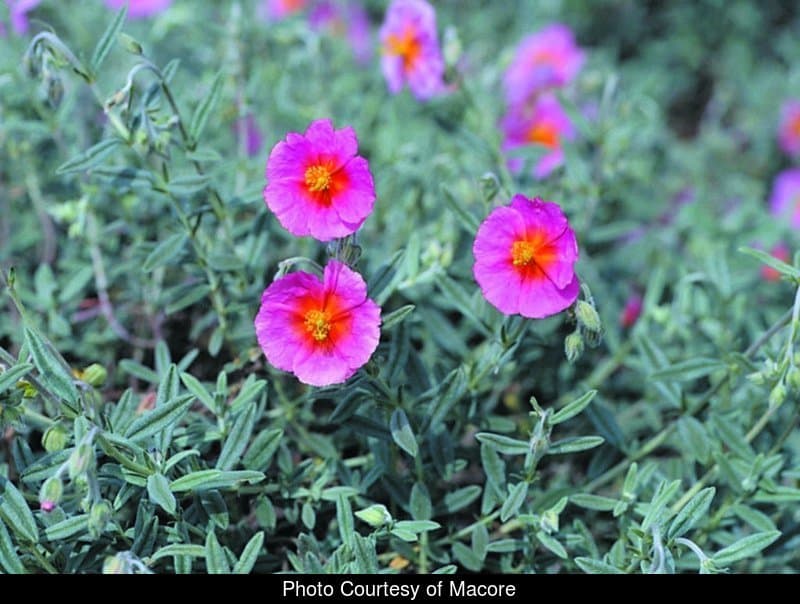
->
<box><xmin>386</xmin><ymin>26</ymin><xmax>422</xmax><ymax>72</ymax></box>
<box><xmin>526</xmin><ymin>122</ymin><xmax>559</xmax><ymax>148</ymax></box>
<box><xmin>791</xmin><ymin>115</ymin><xmax>800</xmax><ymax>138</ymax></box>
<box><xmin>304</xmin><ymin>309</ymin><xmax>332</xmax><ymax>342</ymax></box>
<box><xmin>280</xmin><ymin>0</ymin><xmax>307</xmax><ymax>12</ymax></box>
<box><xmin>510</xmin><ymin>232</ymin><xmax>557</xmax><ymax>281</ymax></box>
<box><xmin>305</xmin><ymin>164</ymin><xmax>332</xmax><ymax>192</ymax></box>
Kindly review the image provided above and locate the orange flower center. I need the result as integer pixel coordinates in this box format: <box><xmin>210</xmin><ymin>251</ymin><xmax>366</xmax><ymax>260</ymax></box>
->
<box><xmin>510</xmin><ymin>231</ymin><xmax>558</xmax><ymax>281</ymax></box>
<box><xmin>526</xmin><ymin>122</ymin><xmax>559</xmax><ymax>148</ymax></box>
<box><xmin>304</xmin><ymin>309</ymin><xmax>332</xmax><ymax>342</ymax></box>
<box><xmin>281</xmin><ymin>0</ymin><xmax>306</xmax><ymax>12</ymax></box>
<box><xmin>791</xmin><ymin>115</ymin><xmax>800</xmax><ymax>138</ymax></box>
<box><xmin>511</xmin><ymin>240</ymin><xmax>537</xmax><ymax>267</ymax></box>
<box><xmin>305</xmin><ymin>164</ymin><xmax>332</xmax><ymax>192</ymax></box>
<box><xmin>386</xmin><ymin>26</ymin><xmax>422</xmax><ymax>72</ymax></box>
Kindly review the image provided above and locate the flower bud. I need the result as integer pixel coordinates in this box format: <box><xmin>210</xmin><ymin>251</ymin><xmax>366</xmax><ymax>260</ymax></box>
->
<box><xmin>89</xmin><ymin>500</ymin><xmax>113</xmax><ymax>538</ymax></box>
<box><xmin>42</xmin><ymin>424</ymin><xmax>70</xmax><ymax>453</ymax></box>
<box><xmin>564</xmin><ymin>331</ymin><xmax>584</xmax><ymax>363</ymax></box>
<box><xmin>540</xmin><ymin>509</ymin><xmax>559</xmax><ymax>534</ymax></box>
<box><xmin>479</xmin><ymin>172</ymin><xmax>500</xmax><ymax>202</ymax></box>
<box><xmin>68</xmin><ymin>443</ymin><xmax>95</xmax><ymax>480</ymax></box>
<box><xmin>119</xmin><ymin>33</ymin><xmax>143</xmax><ymax>55</ymax></box>
<box><xmin>103</xmin><ymin>555</ymin><xmax>129</xmax><ymax>574</ymax></box>
<box><xmin>576</xmin><ymin>300</ymin><xmax>602</xmax><ymax>334</ymax></box>
<box><xmin>769</xmin><ymin>382</ymin><xmax>787</xmax><ymax>408</ymax></box>
<box><xmin>39</xmin><ymin>477</ymin><xmax>63</xmax><ymax>513</ymax></box>
<box><xmin>354</xmin><ymin>504</ymin><xmax>392</xmax><ymax>528</ymax></box>
<box><xmin>81</xmin><ymin>363</ymin><xmax>108</xmax><ymax>388</ymax></box>
<box><xmin>787</xmin><ymin>367</ymin><xmax>800</xmax><ymax>391</ymax></box>
<box><xmin>746</xmin><ymin>371</ymin><xmax>765</xmax><ymax>386</ymax></box>
<box><xmin>443</xmin><ymin>25</ymin><xmax>463</xmax><ymax>68</ymax></box>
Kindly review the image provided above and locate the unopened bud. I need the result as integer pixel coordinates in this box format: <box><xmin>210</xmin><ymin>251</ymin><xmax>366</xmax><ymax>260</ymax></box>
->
<box><xmin>103</xmin><ymin>555</ymin><xmax>129</xmax><ymax>574</ymax></box>
<box><xmin>576</xmin><ymin>301</ymin><xmax>602</xmax><ymax>333</ymax></box>
<box><xmin>564</xmin><ymin>331</ymin><xmax>584</xmax><ymax>363</ymax></box>
<box><xmin>787</xmin><ymin>368</ymin><xmax>800</xmax><ymax>391</ymax></box>
<box><xmin>81</xmin><ymin>363</ymin><xmax>107</xmax><ymax>388</ymax></box>
<box><xmin>443</xmin><ymin>25</ymin><xmax>462</xmax><ymax>68</ymax></box>
<box><xmin>119</xmin><ymin>33</ymin><xmax>143</xmax><ymax>55</ymax></box>
<box><xmin>746</xmin><ymin>371</ymin><xmax>766</xmax><ymax>386</ymax></box>
<box><xmin>540</xmin><ymin>509</ymin><xmax>559</xmax><ymax>534</ymax></box>
<box><xmin>39</xmin><ymin>477</ymin><xmax>63</xmax><ymax>512</ymax></box>
<box><xmin>769</xmin><ymin>382</ymin><xmax>787</xmax><ymax>408</ymax></box>
<box><xmin>354</xmin><ymin>504</ymin><xmax>392</xmax><ymax>528</ymax></box>
<box><xmin>42</xmin><ymin>424</ymin><xmax>70</xmax><ymax>453</ymax></box>
<box><xmin>478</xmin><ymin>172</ymin><xmax>500</xmax><ymax>202</ymax></box>
<box><xmin>89</xmin><ymin>500</ymin><xmax>113</xmax><ymax>537</ymax></box>
<box><xmin>68</xmin><ymin>442</ymin><xmax>95</xmax><ymax>479</ymax></box>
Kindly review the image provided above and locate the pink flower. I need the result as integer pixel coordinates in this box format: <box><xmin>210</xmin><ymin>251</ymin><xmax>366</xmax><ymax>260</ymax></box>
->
<box><xmin>778</xmin><ymin>100</ymin><xmax>800</xmax><ymax>158</ymax></box>
<box><xmin>473</xmin><ymin>195</ymin><xmax>580</xmax><ymax>319</ymax></box>
<box><xmin>254</xmin><ymin>260</ymin><xmax>381</xmax><ymax>387</ymax></box>
<box><xmin>309</xmin><ymin>0</ymin><xmax>372</xmax><ymax>65</ymax></box>
<box><xmin>620</xmin><ymin>295</ymin><xmax>642</xmax><ymax>329</ymax></box>
<box><xmin>501</xmin><ymin>94</ymin><xmax>576</xmax><ymax>179</ymax></box>
<box><xmin>104</xmin><ymin>0</ymin><xmax>172</xmax><ymax>19</ymax></box>
<box><xmin>503</xmin><ymin>24</ymin><xmax>585</xmax><ymax>108</ymax></box>
<box><xmin>4</xmin><ymin>0</ymin><xmax>40</xmax><ymax>35</ymax></box>
<box><xmin>264</xmin><ymin>118</ymin><xmax>376</xmax><ymax>241</ymax></box>
<box><xmin>260</xmin><ymin>0</ymin><xmax>308</xmax><ymax>21</ymax></box>
<box><xmin>761</xmin><ymin>243</ymin><xmax>791</xmax><ymax>282</ymax></box>
<box><xmin>379</xmin><ymin>0</ymin><xmax>445</xmax><ymax>101</ymax></box>
<box><xmin>234</xmin><ymin>114</ymin><xmax>263</xmax><ymax>158</ymax></box>
<box><xmin>769</xmin><ymin>168</ymin><xmax>800</xmax><ymax>229</ymax></box>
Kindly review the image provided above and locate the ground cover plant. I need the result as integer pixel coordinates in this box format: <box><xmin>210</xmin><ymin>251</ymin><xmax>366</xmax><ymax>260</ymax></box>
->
<box><xmin>1</xmin><ymin>0</ymin><xmax>800</xmax><ymax>574</ymax></box>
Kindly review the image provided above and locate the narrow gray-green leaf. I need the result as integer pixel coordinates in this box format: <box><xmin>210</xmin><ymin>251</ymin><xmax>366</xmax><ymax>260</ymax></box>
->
<box><xmin>441</xmin><ymin>184</ymin><xmax>480</xmax><ymax>232</ymax></box>
<box><xmin>216</xmin><ymin>404</ymin><xmax>256</xmax><ymax>470</ymax></box>
<box><xmin>739</xmin><ymin>246</ymin><xmax>799</xmax><ymax>279</ymax></box>
<box><xmin>0</xmin><ymin>363</ymin><xmax>33</xmax><ymax>395</ymax></box>
<box><xmin>570</xmin><ymin>493</ymin><xmax>619</xmax><ymax>512</ymax></box>
<box><xmin>381</xmin><ymin>305</ymin><xmax>415</xmax><ymax>331</ymax></box>
<box><xmin>712</xmin><ymin>531</ymin><xmax>781</xmax><ymax>567</ymax></box>
<box><xmin>150</xmin><ymin>543</ymin><xmax>206</xmax><ymax>562</ymax></box>
<box><xmin>409</xmin><ymin>482</ymin><xmax>432</xmax><ymax>521</ymax></box>
<box><xmin>56</xmin><ymin>138</ymin><xmax>121</xmax><ymax>175</ymax></box>
<box><xmin>393</xmin><ymin>520</ymin><xmax>441</xmax><ymax>533</ymax></box>
<box><xmin>0</xmin><ymin>477</ymin><xmax>38</xmax><ymax>543</ymax></box>
<box><xmin>146</xmin><ymin>473</ymin><xmax>176</xmax><ymax>515</ymax></box>
<box><xmin>24</xmin><ymin>327</ymin><xmax>78</xmax><ymax>406</ymax></box>
<box><xmin>233</xmin><ymin>532</ymin><xmax>264</xmax><ymax>574</ymax></box>
<box><xmin>475</xmin><ymin>432</ymin><xmax>530</xmax><ymax>455</ymax></box>
<box><xmin>575</xmin><ymin>557</ymin><xmax>625</xmax><ymax>574</ymax></box>
<box><xmin>443</xmin><ymin>485</ymin><xmax>482</xmax><ymax>513</ymax></box>
<box><xmin>336</xmin><ymin>494</ymin><xmax>354</xmax><ymax>549</ymax></box>
<box><xmin>547</xmin><ymin>436</ymin><xmax>604</xmax><ymax>455</ymax></box>
<box><xmin>179</xmin><ymin>372</ymin><xmax>215</xmax><ymax>412</ymax></box>
<box><xmin>205</xmin><ymin>531</ymin><xmax>230</xmax><ymax>574</ymax></box>
<box><xmin>452</xmin><ymin>542</ymin><xmax>482</xmax><ymax>572</ymax></box>
<box><xmin>169</xmin><ymin>470</ymin><xmax>264</xmax><ymax>492</ymax></box>
<box><xmin>667</xmin><ymin>487</ymin><xmax>715</xmax><ymax>540</ymax></box>
<box><xmin>167</xmin><ymin>174</ymin><xmax>210</xmax><ymax>196</ymax></box>
<box><xmin>536</xmin><ymin>531</ymin><xmax>568</xmax><ymax>559</ymax></box>
<box><xmin>190</xmin><ymin>72</ymin><xmax>224</xmax><ymax>142</ymax></box>
<box><xmin>91</xmin><ymin>6</ymin><xmax>127</xmax><ymax>72</ymax></box>
<box><xmin>229</xmin><ymin>378</ymin><xmax>267</xmax><ymax>413</ymax></box>
<box><xmin>551</xmin><ymin>390</ymin><xmax>597</xmax><ymax>424</ymax></box>
<box><xmin>44</xmin><ymin>514</ymin><xmax>88</xmax><ymax>541</ymax></box>
<box><xmin>390</xmin><ymin>409</ymin><xmax>418</xmax><ymax>458</ymax></box>
<box><xmin>242</xmin><ymin>428</ymin><xmax>283</xmax><ymax>471</ymax></box>
<box><xmin>650</xmin><ymin>357</ymin><xmax>726</xmax><ymax>382</ymax></box>
<box><xmin>124</xmin><ymin>394</ymin><xmax>193</xmax><ymax>442</ymax></box>
<box><xmin>142</xmin><ymin>233</ymin><xmax>188</xmax><ymax>272</ymax></box>
<box><xmin>500</xmin><ymin>481</ymin><xmax>528</xmax><ymax>522</ymax></box>
<box><xmin>0</xmin><ymin>520</ymin><xmax>25</xmax><ymax>573</ymax></box>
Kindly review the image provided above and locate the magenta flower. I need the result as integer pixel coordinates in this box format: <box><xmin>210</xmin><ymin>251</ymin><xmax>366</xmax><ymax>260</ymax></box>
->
<box><xmin>778</xmin><ymin>100</ymin><xmax>800</xmax><ymax>158</ymax></box>
<box><xmin>260</xmin><ymin>0</ymin><xmax>308</xmax><ymax>21</ymax></box>
<box><xmin>379</xmin><ymin>0</ymin><xmax>445</xmax><ymax>101</ymax></box>
<box><xmin>473</xmin><ymin>195</ymin><xmax>580</xmax><ymax>319</ymax></box>
<box><xmin>264</xmin><ymin>118</ymin><xmax>376</xmax><ymax>241</ymax></box>
<box><xmin>503</xmin><ymin>24</ymin><xmax>585</xmax><ymax>108</ymax></box>
<box><xmin>254</xmin><ymin>260</ymin><xmax>381</xmax><ymax>387</ymax></box>
<box><xmin>761</xmin><ymin>243</ymin><xmax>790</xmax><ymax>283</ymax></box>
<box><xmin>104</xmin><ymin>0</ymin><xmax>172</xmax><ymax>19</ymax></box>
<box><xmin>3</xmin><ymin>0</ymin><xmax>40</xmax><ymax>35</ymax></box>
<box><xmin>620</xmin><ymin>294</ymin><xmax>642</xmax><ymax>329</ymax></box>
<box><xmin>769</xmin><ymin>168</ymin><xmax>800</xmax><ymax>229</ymax></box>
<box><xmin>501</xmin><ymin>94</ymin><xmax>576</xmax><ymax>179</ymax></box>
<box><xmin>309</xmin><ymin>0</ymin><xmax>372</xmax><ymax>65</ymax></box>
<box><xmin>234</xmin><ymin>114</ymin><xmax>263</xmax><ymax>158</ymax></box>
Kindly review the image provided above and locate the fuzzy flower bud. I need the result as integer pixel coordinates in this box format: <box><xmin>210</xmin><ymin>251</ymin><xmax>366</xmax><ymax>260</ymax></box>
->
<box><xmin>564</xmin><ymin>331</ymin><xmax>584</xmax><ymax>363</ymax></box>
<box><xmin>769</xmin><ymin>382</ymin><xmax>787</xmax><ymax>408</ymax></box>
<box><xmin>68</xmin><ymin>443</ymin><xmax>95</xmax><ymax>480</ymax></box>
<box><xmin>89</xmin><ymin>501</ymin><xmax>113</xmax><ymax>537</ymax></box>
<box><xmin>39</xmin><ymin>477</ymin><xmax>63</xmax><ymax>513</ymax></box>
<box><xmin>42</xmin><ymin>424</ymin><xmax>70</xmax><ymax>453</ymax></box>
<box><xmin>354</xmin><ymin>504</ymin><xmax>392</xmax><ymax>528</ymax></box>
<box><xmin>81</xmin><ymin>363</ymin><xmax>108</xmax><ymax>388</ymax></box>
<box><xmin>575</xmin><ymin>300</ymin><xmax>602</xmax><ymax>334</ymax></box>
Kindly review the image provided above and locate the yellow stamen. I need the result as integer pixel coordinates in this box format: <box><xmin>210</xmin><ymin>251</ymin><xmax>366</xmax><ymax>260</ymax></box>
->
<box><xmin>305</xmin><ymin>165</ymin><xmax>332</xmax><ymax>192</ymax></box>
<box><xmin>304</xmin><ymin>309</ymin><xmax>332</xmax><ymax>342</ymax></box>
<box><xmin>511</xmin><ymin>240</ymin><xmax>537</xmax><ymax>267</ymax></box>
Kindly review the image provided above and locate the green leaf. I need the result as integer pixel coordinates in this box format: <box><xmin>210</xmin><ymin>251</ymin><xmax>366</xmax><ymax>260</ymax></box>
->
<box><xmin>142</xmin><ymin>233</ymin><xmax>188</xmax><ymax>272</ymax></box>
<box><xmin>0</xmin><ymin>520</ymin><xmax>25</xmax><ymax>573</ymax></box>
<box><xmin>0</xmin><ymin>477</ymin><xmax>38</xmax><ymax>543</ymax></box>
<box><xmin>91</xmin><ymin>6</ymin><xmax>127</xmax><ymax>72</ymax></box>
<box><xmin>575</xmin><ymin>557</ymin><xmax>625</xmax><ymax>574</ymax></box>
<box><xmin>667</xmin><ymin>487</ymin><xmax>715</xmax><ymax>540</ymax></box>
<box><xmin>739</xmin><ymin>246</ymin><xmax>799</xmax><ymax>279</ymax></box>
<box><xmin>390</xmin><ymin>409</ymin><xmax>418</xmax><ymax>458</ymax></box>
<box><xmin>432</xmin><ymin>564</ymin><xmax>458</xmax><ymax>574</ymax></box>
<box><xmin>150</xmin><ymin>543</ymin><xmax>206</xmax><ymax>562</ymax></box>
<box><xmin>336</xmin><ymin>494</ymin><xmax>354</xmax><ymax>549</ymax></box>
<box><xmin>452</xmin><ymin>541</ymin><xmax>482</xmax><ymax>572</ymax></box>
<box><xmin>475</xmin><ymin>432</ymin><xmax>530</xmax><ymax>455</ymax></box>
<box><xmin>0</xmin><ymin>363</ymin><xmax>33</xmax><ymax>395</ymax></box>
<box><xmin>167</xmin><ymin>174</ymin><xmax>210</xmax><ymax>196</ymax></box>
<box><xmin>441</xmin><ymin>184</ymin><xmax>480</xmax><ymax>232</ymax></box>
<box><xmin>500</xmin><ymin>481</ymin><xmax>528</xmax><ymax>522</ymax></box>
<box><xmin>23</xmin><ymin>326</ymin><xmax>78</xmax><ymax>406</ymax></box>
<box><xmin>410</xmin><ymin>482</ymin><xmax>432</xmax><ymax>521</ymax></box>
<box><xmin>146</xmin><ymin>473</ymin><xmax>176</xmax><ymax>515</ymax></box>
<box><xmin>390</xmin><ymin>528</ymin><xmax>418</xmax><ymax>542</ymax></box>
<box><xmin>229</xmin><ymin>378</ymin><xmax>267</xmax><ymax>413</ymax></box>
<box><xmin>675</xmin><ymin>417</ymin><xmax>711</xmax><ymax>464</ymax></box>
<box><xmin>118</xmin><ymin>359</ymin><xmax>159</xmax><ymax>383</ymax></box>
<box><xmin>536</xmin><ymin>531</ymin><xmax>568</xmax><ymax>559</ymax></box>
<box><xmin>570</xmin><ymin>493</ymin><xmax>619</xmax><ymax>512</ymax></box>
<box><xmin>242</xmin><ymin>429</ymin><xmax>283</xmax><ymax>471</ymax></box>
<box><xmin>125</xmin><ymin>394</ymin><xmax>193</xmax><ymax>442</ymax></box>
<box><xmin>480</xmin><ymin>443</ymin><xmax>506</xmax><ymax>498</ymax></box>
<box><xmin>170</xmin><ymin>470</ymin><xmax>264</xmax><ymax>492</ymax></box>
<box><xmin>472</xmin><ymin>523</ymin><xmax>489</xmax><ymax>562</ymax></box>
<box><xmin>166</xmin><ymin>284</ymin><xmax>212</xmax><ymax>314</ymax></box>
<box><xmin>551</xmin><ymin>390</ymin><xmax>597</xmax><ymax>424</ymax></box>
<box><xmin>650</xmin><ymin>357</ymin><xmax>726</xmax><ymax>382</ymax></box>
<box><xmin>712</xmin><ymin>531</ymin><xmax>781</xmax><ymax>567</ymax></box>
<box><xmin>190</xmin><ymin>72</ymin><xmax>224</xmax><ymax>143</ymax></box>
<box><xmin>547</xmin><ymin>436</ymin><xmax>604</xmax><ymax>455</ymax></box>
<box><xmin>352</xmin><ymin>534</ymin><xmax>378</xmax><ymax>574</ymax></box>
<box><xmin>393</xmin><ymin>520</ymin><xmax>441</xmax><ymax>533</ymax></box>
<box><xmin>381</xmin><ymin>304</ymin><xmax>415</xmax><ymax>331</ymax></box>
<box><xmin>641</xmin><ymin>480</ymin><xmax>682</xmax><ymax>532</ymax></box>
<box><xmin>731</xmin><ymin>504</ymin><xmax>777</xmax><ymax>532</ymax></box>
<box><xmin>444</xmin><ymin>485</ymin><xmax>481</xmax><ymax>513</ymax></box>
<box><xmin>233</xmin><ymin>532</ymin><xmax>264</xmax><ymax>574</ymax></box>
<box><xmin>216</xmin><ymin>404</ymin><xmax>256</xmax><ymax>470</ymax></box>
<box><xmin>179</xmin><ymin>372</ymin><xmax>215</xmax><ymax>412</ymax></box>
<box><xmin>205</xmin><ymin>531</ymin><xmax>230</xmax><ymax>574</ymax></box>
<box><xmin>44</xmin><ymin>514</ymin><xmax>89</xmax><ymax>541</ymax></box>
<box><xmin>56</xmin><ymin>138</ymin><xmax>122</xmax><ymax>175</ymax></box>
